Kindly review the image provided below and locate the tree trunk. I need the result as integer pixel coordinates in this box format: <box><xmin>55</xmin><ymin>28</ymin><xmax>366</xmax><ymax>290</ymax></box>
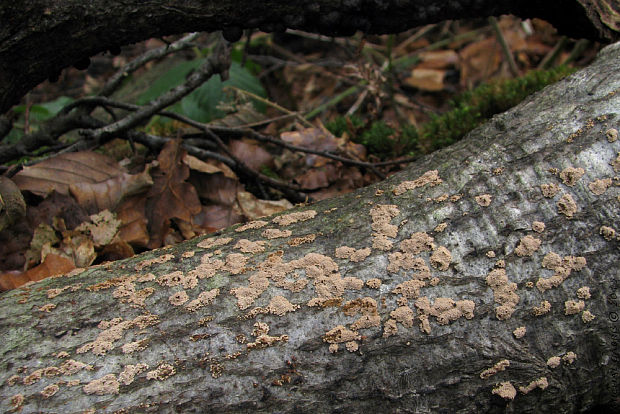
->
<box><xmin>1</xmin><ymin>41</ymin><xmax>619</xmax><ymax>413</ymax></box>
<box><xmin>1</xmin><ymin>0</ymin><xmax>619</xmax><ymax>115</ymax></box>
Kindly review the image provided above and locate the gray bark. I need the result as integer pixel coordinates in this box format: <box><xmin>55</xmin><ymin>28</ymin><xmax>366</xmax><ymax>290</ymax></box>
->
<box><xmin>1</xmin><ymin>41</ymin><xmax>619</xmax><ymax>413</ymax></box>
<box><xmin>1</xmin><ymin>0</ymin><xmax>619</xmax><ymax>115</ymax></box>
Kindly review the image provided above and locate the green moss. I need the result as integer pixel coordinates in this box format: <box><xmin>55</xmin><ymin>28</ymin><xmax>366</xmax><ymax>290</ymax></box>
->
<box><xmin>325</xmin><ymin>66</ymin><xmax>575</xmax><ymax>159</ymax></box>
<box><xmin>420</xmin><ymin>65</ymin><xmax>576</xmax><ymax>151</ymax></box>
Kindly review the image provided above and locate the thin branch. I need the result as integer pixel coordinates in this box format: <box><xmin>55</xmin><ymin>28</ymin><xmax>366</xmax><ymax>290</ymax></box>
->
<box><xmin>80</xmin><ymin>39</ymin><xmax>231</xmax><ymax>143</ymax></box>
<box><xmin>489</xmin><ymin>16</ymin><xmax>519</xmax><ymax>77</ymax></box>
<box><xmin>100</xmin><ymin>33</ymin><xmax>200</xmax><ymax>97</ymax></box>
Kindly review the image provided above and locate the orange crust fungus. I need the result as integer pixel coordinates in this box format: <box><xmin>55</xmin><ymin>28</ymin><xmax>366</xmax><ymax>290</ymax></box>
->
<box><xmin>492</xmin><ymin>381</ymin><xmax>516</xmax><ymax>400</ymax></box>
<box><xmin>146</xmin><ymin>363</ymin><xmax>176</xmax><ymax>381</ymax></box>
<box><xmin>480</xmin><ymin>359</ymin><xmax>510</xmax><ymax>379</ymax></box>
<box><xmin>485</xmin><ymin>268</ymin><xmax>519</xmax><ymax>320</ymax></box>
<box><xmin>393</xmin><ymin>170</ymin><xmax>442</xmax><ymax>196</ymax></box>
<box><xmin>370</xmin><ymin>204</ymin><xmax>400</xmax><ymax>250</ymax></box>
<box><xmin>514</xmin><ymin>235</ymin><xmax>541</xmax><ymax>257</ymax></box>
<box><xmin>557</xmin><ymin>193</ymin><xmax>577</xmax><ymax>217</ymax></box>
<box><xmin>513</xmin><ymin>326</ymin><xmax>526</xmax><ymax>338</ymax></box>
<box><xmin>519</xmin><ymin>377</ymin><xmax>548</xmax><ymax>394</ymax></box>
<box><xmin>272</xmin><ymin>210</ymin><xmax>317</xmax><ymax>226</ymax></box>
<box><xmin>334</xmin><ymin>246</ymin><xmax>371</xmax><ymax>262</ymax></box>
<box><xmin>235</xmin><ymin>220</ymin><xmax>268</xmax><ymax>232</ymax></box>
<box><xmin>83</xmin><ymin>374</ymin><xmax>120</xmax><ymax>395</ymax></box>
<box><xmin>474</xmin><ymin>194</ymin><xmax>492</xmax><ymax>207</ymax></box>
<box><xmin>559</xmin><ymin>167</ymin><xmax>585</xmax><ymax>186</ymax></box>
<box><xmin>588</xmin><ymin>178</ymin><xmax>613</xmax><ymax>195</ymax></box>
<box><xmin>540</xmin><ymin>183</ymin><xmax>560</xmax><ymax>198</ymax></box>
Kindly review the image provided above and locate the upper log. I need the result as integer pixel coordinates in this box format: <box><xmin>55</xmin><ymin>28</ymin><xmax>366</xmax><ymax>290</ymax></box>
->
<box><xmin>0</xmin><ymin>41</ymin><xmax>619</xmax><ymax>413</ymax></box>
<box><xmin>1</xmin><ymin>0</ymin><xmax>619</xmax><ymax>115</ymax></box>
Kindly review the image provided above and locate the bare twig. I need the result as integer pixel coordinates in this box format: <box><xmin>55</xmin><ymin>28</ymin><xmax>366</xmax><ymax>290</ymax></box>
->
<box><xmin>100</xmin><ymin>33</ymin><xmax>200</xmax><ymax>97</ymax></box>
<box><xmin>80</xmin><ymin>39</ymin><xmax>231</xmax><ymax>143</ymax></box>
<box><xmin>489</xmin><ymin>17</ymin><xmax>519</xmax><ymax>77</ymax></box>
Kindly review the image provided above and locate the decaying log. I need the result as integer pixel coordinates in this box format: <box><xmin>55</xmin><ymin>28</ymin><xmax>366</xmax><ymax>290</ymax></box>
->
<box><xmin>0</xmin><ymin>41</ymin><xmax>619</xmax><ymax>413</ymax></box>
<box><xmin>1</xmin><ymin>0</ymin><xmax>619</xmax><ymax>115</ymax></box>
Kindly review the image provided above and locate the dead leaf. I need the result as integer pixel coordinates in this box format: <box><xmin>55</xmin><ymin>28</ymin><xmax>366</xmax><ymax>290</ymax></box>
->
<box><xmin>416</xmin><ymin>50</ymin><xmax>459</xmax><ymax>69</ymax></box>
<box><xmin>116</xmin><ymin>195</ymin><xmax>149</xmax><ymax>248</ymax></box>
<box><xmin>459</xmin><ymin>38</ymin><xmax>502</xmax><ymax>86</ymax></box>
<box><xmin>0</xmin><ymin>253</ymin><xmax>75</xmax><ymax>291</ymax></box>
<box><xmin>229</xmin><ymin>139</ymin><xmax>274</xmax><ymax>171</ymax></box>
<box><xmin>69</xmin><ymin>163</ymin><xmax>153</xmax><ymax>214</ymax></box>
<box><xmin>236</xmin><ymin>191</ymin><xmax>293</xmax><ymax>219</ymax></box>
<box><xmin>192</xmin><ymin>205</ymin><xmax>243</xmax><ymax>231</ymax></box>
<box><xmin>405</xmin><ymin>68</ymin><xmax>447</xmax><ymax>91</ymax></box>
<box><xmin>13</xmin><ymin>152</ymin><xmax>122</xmax><ymax>197</ymax></box>
<box><xmin>25</xmin><ymin>223</ymin><xmax>59</xmax><ymax>270</ymax></box>
<box><xmin>145</xmin><ymin>139</ymin><xmax>202</xmax><ymax>248</ymax></box>
<box><xmin>75</xmin><ymin>210</ymin><xmax>121</xmax><ymax>247</ymax></box>
<box><xmin>183</xmin><ymin>154</ymin><xmax>237</xmax><ymax>179</ymax></box>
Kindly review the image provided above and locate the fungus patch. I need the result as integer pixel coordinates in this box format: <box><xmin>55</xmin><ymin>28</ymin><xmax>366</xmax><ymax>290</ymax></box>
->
<box><xmin>513</xmin><ymin>326</ymin><xmax>526</xmax><ymax>338</ymax></box>
<box><xmin>414</xmin><ymin>297</ymin><xmax>475</xmax><ymax>333</ymax></box>
<box><xmin>134</xmin><ymin>253</ymin><xmax>174</xmax><ymax>271</ymax></box>
<box><xmin>365</xmin><ymin>278</ymin><xmax>382</xmax><ymax>289</ymax></box>
<box><xmin>559</xmin><ymin>167</ymin><xmax>585</xmax><ymax>186</ymax></box>
<box><xmin>393</xmin><ymin>170</ymin><xmax>442</xmax><ymax>196</ymax></box>
<box><xmin>612</xmin><ymin>153</ymin><xmax>620</xmax><ymax>172</ymax></box>
<box><xmin>272</xmin><ymin>210</ymin><xmax>317</xmax><ymax>226</ymax></box>
<box><xmin>532</xmin><ymin>221</ymin><xmax>545</xmax><ymax>233</ymax></box>
<box><xmin>480</xmin><ymin>359</ymin><xmax>510</xmax><ymax>379</ymax></box>
<box><xmin>334</xmin><ymin>246</ymin><xmax>371</xmax><ymax>262</ymax></box>
<box><xmin>582</xmin><ymin>310</ymin><xmax>596</xmax><ymax>323</ymax></box>
<box><xmin>600</xmin><ymin>226</ymin><xmax>616</xmax><ymax>240</ymax></box>
<box><xmin>485</xmin><ymin>268</ymin><xmax>519</xmax><ymax>320</ymax></box>
<box><xmin>606</xmin><ymin>128</ymin><xmax>618</xmax><ymax>142</ymax></box>
<box><xmin>121</xmin><ymin>339</ymin><xmax>148</xmax><ymax>354</ymax></box>
<box><xmin>118</xmin><ymin>364</ymin><xmax>148</xmax><ymax>385</ymax></box>
<box><xmin>563</xmin><ymin>351</ymin><xmax>577</xmax><ymax>364</ymax></box>
<box><xmin>247</xmin><ymin>295</ymin><xmax>299</xmax><ymax>317</ymax></box>
<box><xmin>235</xmin><ymin>220</ymin><xmax>268</xmax><ymax>232</ymax></box>
<box><xmin>519</xmin><ymin>377</ymin><xmax>548</xmax><ymax>394</ymax></box>
<box><xmin>40</xmin><ymin>384</ymin><xmax>59</xmax><ymax>398</ymax></box>
<box><xmin>324</xmin><ymin>325</ymin><xmax>361</xmax><ymax>344</ymax></box>
<box><xmin>146</xmin><ymin>363</ymin><xmax>176</xmax><ymax>381</ymax></box>
<box><xmin>234</xmin><ymin>239</ymin><xmax>266</xmax><ymax>253</ymax></box>
<box><xmin>222</xmin><ymin>253</ymin><xmax>249</xmax><ymax>275</ymax></box>
<box><xmin>185</xmin><ymin>289</ymin><xmax>220</xmax><ymax>312</ymax></box>
<box><xmin>288</xmin><ymin>234</ymin><xmax>316</xmax><ymax>246</ymax></box>
<box><xmin>536</xmin><ymin>255</ymin><xmax>586</xmax><ymax>292</ymax></box>
<box><xmin>514</xmin><ymin>235</ymin><xmax>541</xmax><ymax>257</ymax></box>
<box><xmin>564</xmin><ymin>300</ymin><xmax>585</xmax><ymax>315</ymax></box>
<box><xmin>430</xmin><ymin>246</ymin><xmax>451</xmax><ymax>270</ymax></box>
<box><xmin>10</xmin><ymin>394</ymin><xmax>23</xmax><ymax>409</ymax></box>
<box><xmin>557</xmin><ymin>193</ymin><xmax>577</xmax><ymax>218</ymax></box>
<box><xmin>77</xmin><ymin>314</ymin><xmax>159</xmax><ymax>356</ymax></box>
<box><xmin>262</xmin><ymin>228</ymin><xmax>292</xmax><ymax>239</ymax></box>
<box><xmin>492</xmin><ymin>381</ymin><xmax>516</xmax><ymax>400</ymax></box>
<box><xmin>588</xmin><ymin>178</ymin><xmax>612</xmax><ymax>195</ymax></box>
<box><xmin>169</xmin><ymin>290</ymin><xmax>189</xmax><ymax>306</ymax></box>
<box><xmin>434</xmin><ymin>222</ymin><xmax>447</xmax><ymax>232</ymax></box>
<box><xmin>474</xmin><ymin>194</ymin><xmax>492</xmax><ymax>207</ymax></box>
<box><xmin>532</xmin><ymin>300</ymin><xmax>551</xmax><ymax>316</ymax></box>
<box><xmin>576</xmin><ymin>286</ymin><xmax>591</xmax><ymax>300</ymax></box>
<box><xmin>540</xmin><ymin>183</ymin><xmax>560</xmax><ymax>198</ymax></box>
<box><xmin>370</xmin><ymin>204</ymin><xmax>400</xmax><ymax>250</ymax></box>
<box><xmin>38</xmin><ymin>303</ymin><xmax>56</xmax><ymax>312</ymax></box>
<box><xmin>83</xmin><ymin>374</ymin><xmax>119</xmax><ymax>395</ymax></box>
<box><xmin>247</xmin><ymin>322</ymin><xmax>289</xmax><ymax>350</ymax></box>
<box><xmin>547</xmin><ymin>356</ymin><xmax>561</xmax><ymax>368</ymax></box>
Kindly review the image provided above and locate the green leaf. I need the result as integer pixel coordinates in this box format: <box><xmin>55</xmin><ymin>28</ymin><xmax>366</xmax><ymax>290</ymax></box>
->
<box><xmin>137</xmin><ymin>59</ymin><xmax>266</xmax><ymax>123</ymax></box>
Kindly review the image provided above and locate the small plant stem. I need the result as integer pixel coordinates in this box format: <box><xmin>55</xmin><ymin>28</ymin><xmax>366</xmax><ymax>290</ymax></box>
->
<box><xmin>488</xmin><ymin>17</ymin><xmax>519</xmax><ymax>77</ymax></box>
<box><xmin>538</xmin><ymin>36</ymin><xmax>568</xmax><ymax>70</ymax></box>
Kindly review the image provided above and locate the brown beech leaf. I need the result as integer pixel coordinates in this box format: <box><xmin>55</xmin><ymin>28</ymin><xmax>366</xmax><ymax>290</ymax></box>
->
<box><xmin>75</xmin><ymin>210</ymin><xmax>121</xmax><ymax>247</ymax></box>
<box><xmin>459</xmin><ymin>38</ymin><xmax>502</xmax><ymax>86</ymax></box>
<box><xmin>69</xmin><ymin>163</ymin><xmax>154</xmax><ymax>214</ymax></box>
<box><xmin>190</xmin><ymin>173</ymin><xmax>240</xmax><ymax>207</ymax></box>
<box><xmin>229</xmin><ymin>139</ymin><xmax>274</xmax><ymax>171</ymax></box>
<box><xmin>0</xmin><ymin>253</ymin><xmax>75</xmax><ymax>291</ymax></box>
<box><xmin>192</xmin><ymin>205</ymin><xmax>243</xmax><ymax>232</ymax></box>
<box><xmin>13</xmin><ymin>152</ymin><xmax>122</xmax><ymax>197</ymax></box>
<box><xmin>236</xmin><ymin>190</ymin><xmax>293</xmax><ymax>219</ymax></box>
<box><xmin>404</xmin><ymin>68</ymin><xmax>447</xmax><ymax>91</ymax></box>
<box><xmin>116</xmin><ymin>195</ymin><xmax>149</xmax><ymax>248</ymax></box>
<box><xmin>183</xmin><ymin>154</ymin><xmax>237</xmax><ymax>179</ymax></box>
<box><xmin>146</xmin><ymin>139</ymin><xmax>202</xmax><ymax>248</ymax></box>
